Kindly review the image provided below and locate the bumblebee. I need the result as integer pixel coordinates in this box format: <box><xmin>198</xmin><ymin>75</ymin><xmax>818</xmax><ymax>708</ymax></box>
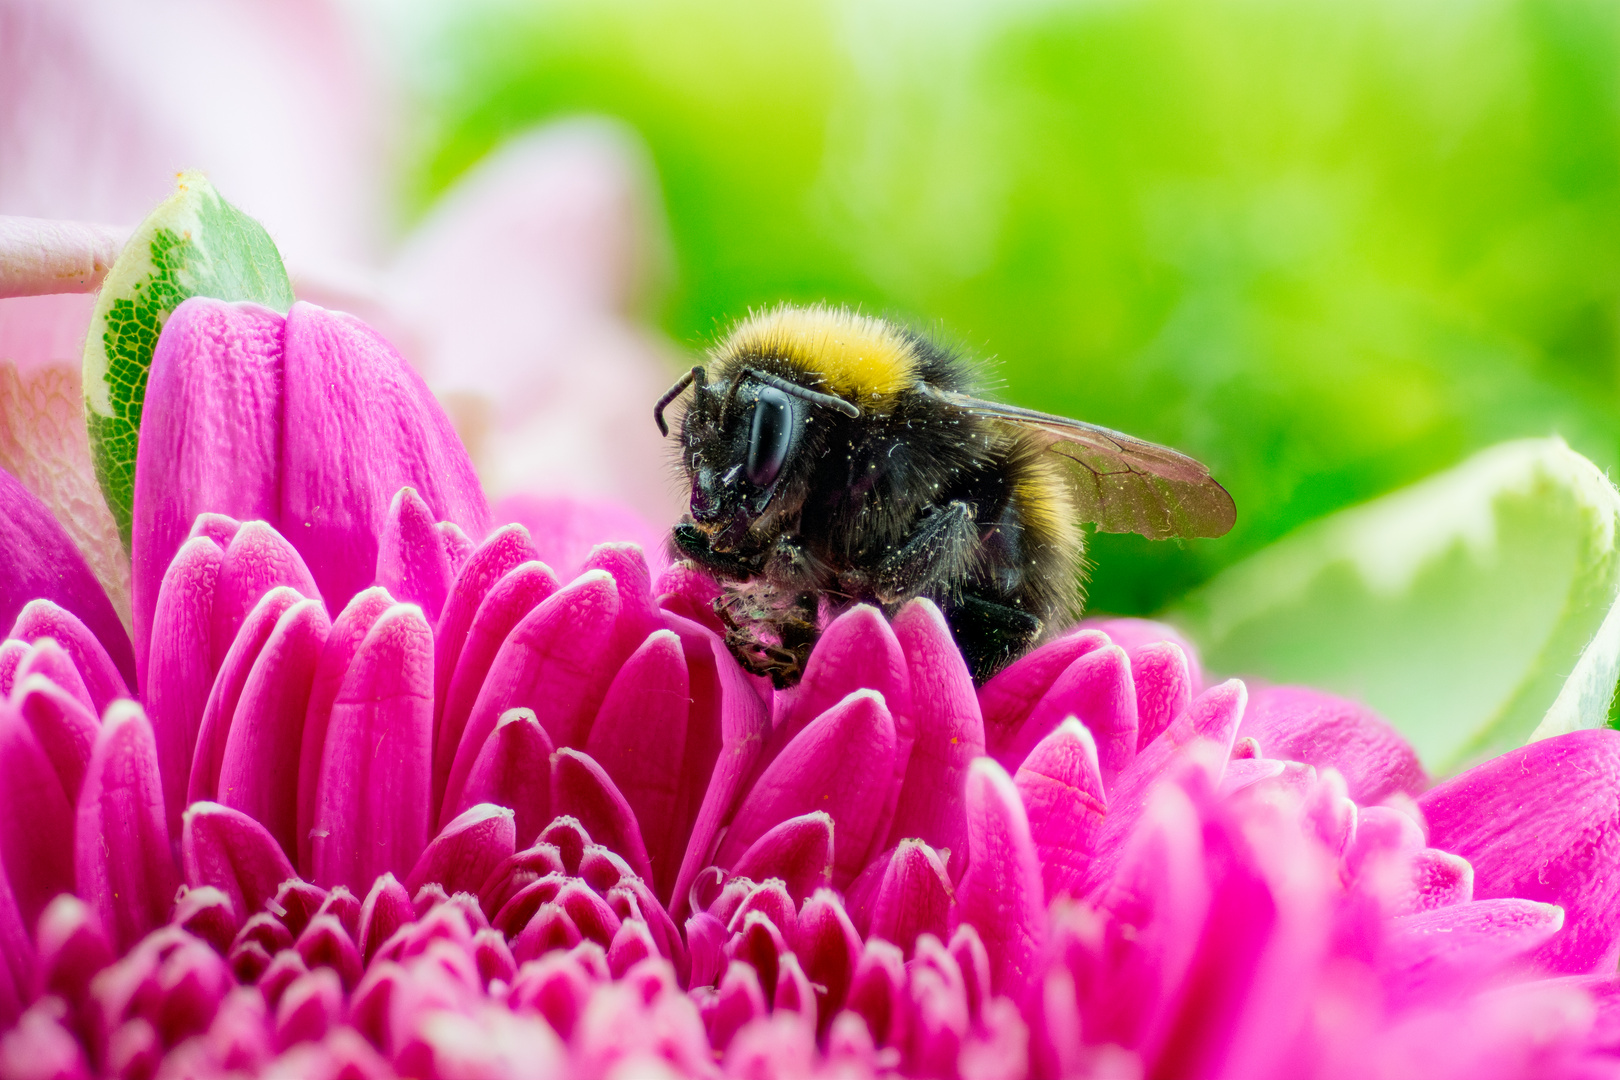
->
<box><xmin>654</xmin><ymin>305</ymin><xmax>1234</xmax><ymax>686</ymax></box>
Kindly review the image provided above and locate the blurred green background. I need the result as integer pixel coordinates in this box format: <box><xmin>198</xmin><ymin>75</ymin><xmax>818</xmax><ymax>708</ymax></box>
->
<box><xmin>414</xmin><ymin>0</ymin><xmax>1620</xmax><ymax>618</ymax></box>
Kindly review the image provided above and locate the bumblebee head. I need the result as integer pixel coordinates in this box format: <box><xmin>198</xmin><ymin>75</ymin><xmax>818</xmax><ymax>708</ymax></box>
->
<box><xmin>654</xmin><ymin>364</ymin><xmax>860</xmax><ymax>543</ymax></box>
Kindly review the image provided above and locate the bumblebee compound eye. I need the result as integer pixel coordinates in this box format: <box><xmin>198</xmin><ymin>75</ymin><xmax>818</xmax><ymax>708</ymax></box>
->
<box><xmin>745</xmin><ymin>386</ymin><xmax>794</xmax><ymax>487</ymax></box>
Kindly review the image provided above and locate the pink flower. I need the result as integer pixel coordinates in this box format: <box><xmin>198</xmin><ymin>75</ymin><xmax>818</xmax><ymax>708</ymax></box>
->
<box><xmin>1</xmin><ymin>297</ymin><xmax>1619</xmax><ymax>1080</ymax></box>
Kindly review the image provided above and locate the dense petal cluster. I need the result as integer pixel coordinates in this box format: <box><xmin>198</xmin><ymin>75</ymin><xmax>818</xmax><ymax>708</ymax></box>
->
<box><xmin>2</xmin><ymin>297</ymin><xmax>1620</xmax><ymax>1079</ymax></box>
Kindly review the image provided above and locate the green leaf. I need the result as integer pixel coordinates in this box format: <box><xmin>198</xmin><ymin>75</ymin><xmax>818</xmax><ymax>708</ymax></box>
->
<box><xmin>83</xmin><ymin>172</ymin><xmax>294</xmax><ymax>547</ymax></box>
<box><xmin>1173</xmin><ymin>438</ymin><xmax>1620</xmax><ymax>776</ymax></box>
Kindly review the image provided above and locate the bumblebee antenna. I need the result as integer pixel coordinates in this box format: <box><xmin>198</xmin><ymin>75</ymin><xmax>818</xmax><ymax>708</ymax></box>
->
<box><xmin>654</xmin><ymin>366</ymin><xmax>706</xmax><ymax>437</ymax></box>
<box><xmin>726</xmin><ymin>367</ymin><xmax>862</xmax><ymax>421</ymax></box>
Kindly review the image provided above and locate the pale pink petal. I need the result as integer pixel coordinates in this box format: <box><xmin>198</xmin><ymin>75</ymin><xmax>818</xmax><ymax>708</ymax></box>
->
<box><xmin>1014</xmin><ymin>718</ymin><xmax>1107</xmax><ymax>903</ymax></box>
<box><xmin>955</xmin><ymin>758</ymin><xmax>1045</xmax><ymax>999</ymax></box>
<box><xmin>1421</xmin><ymin>728</ymin><xmax>1620</xmax><ymax>973</ymax></box>
<box><xmin>443</xmin><ymin>570</ymin><xmax>619</xmax><ymax>814</ymax></box>
<box><xmin>280</xmin><ymin>302</ymin><xmax>490</xmax><ymax>613</ymax></box>
<box><xmin>375</xmin><ymin>486</ymin><xmax>454</xmax><ymax>625</ymax></box>
<box><xmin>494</xmin><ymin>495</ymin><xmax>668</xmax><ymax>585</ymax></box>
<box><xmin>8</xmin><ymin>599</ymin><xmax>128</xmax><ymax>712</ymax></box>
<box><xmin>584</xmin><ymin>627</ymin><xmax>689</xmax><ymax>897</ymax></box>
<box><xmin>74</xmin><ymin>701</ymin><xmax>176</xmax><ymax>951</ymax></box>
<box><xmin>180</xmin><ymin>801</ymin><xmax>296</xmax><ymax>933</ymax></box>
<box><xmin>448</xmin><ymin>707</ymin><xmax>554</xmax><ymax>847</ymax></box>
<box><xmin>979</xmin><ymin>630</ymin><xmax>1110</xmax><ymax>758</ymax></box>
<box><xmin>434</xmin><ymin>560</ymin><xmax>559</xmax><ymax>813</ymax></box>
<box><xmin>887</xmin><ymin>598</ymin><xmax>985</xmax><ymax>874</ymax></box>
<box><xmin>717</xmin><ymin>689</ymin><xmax>899</xmax><ymax>888</ymax></box>
<box><xmin>217</xmin><ymin>597</ymin><xmax>329</xmax><ymax>858</ymax></box>
<box><xmin>132</xmin><ymin>299</ymin><xmax>284</xmax><ymax>681</ymax></box>
<box><xmin>310</xmin><ymin>604</ymin><xmax>434</xmax><ymax>895</ymax></box>
<box><xmin>296</xmin><ymin>586</ymin><xmax>394</xmax><ymax>878</ymax></box>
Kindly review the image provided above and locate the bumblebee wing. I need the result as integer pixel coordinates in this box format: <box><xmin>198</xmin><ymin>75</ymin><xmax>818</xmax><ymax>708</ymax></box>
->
<box><xmin>927</xmin><ymin>389</ymin><xmax>1237</xmax><ymax>540</ymax></box>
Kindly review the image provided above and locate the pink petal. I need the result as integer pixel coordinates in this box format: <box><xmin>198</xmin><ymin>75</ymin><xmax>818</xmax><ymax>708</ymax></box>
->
<box><xmin>580</xmin><ymin>542</ymin><xmax>666</xmax><ymax>666</ymax></box>
<box><xmin>1079</xmin><ymin>617</ymin><xmax>1205</xmax><ymax>692</ymax></box>
<box><xmin>887</xmin><ymin>599</ymin><xmax>985</xmax><ymax>873</ymax></box>
<box><xmin>131</xmin><ymin>299</ymin><xmax>284</xmax><ymax>680</ymax></box>
<box><xmin>12</xmin><ymin>674</ymin><xmax>98</xmax><ymax>802</ymax></box>
<box><xmin>296</xmin><ymin>915</ymin><xmax>363</xmax><ymax>992</ymax></box>
<box><xmin>296</xmin><ymin>586</ymin><xmax>394</xmax><ymax>877</ymax></box>
<box><xmin>793</xmin><ymin>889</ymin><xmax>862</xmax><ymax>1029</ymax></box>
<box><xmin>375</xmin><ymin>486</ymin><xmax>455</xmax><ymax>625</ymax></box>
<box><xmin>310</xmin><ymin>604</ymin><xmax>435</xmax><ymax>896</ymax></box>
<box><xmin>1239</xmin><ymin>685</ymin><xmax>1427</xmax><ymax>804</ymax></box>
<box><xmin>8</xmin><ymin>599</ymin><xmax>128</xmax><ymax>713</ymax></box>
<box><xmin>210</xmin><ymin>521</ymin><xmax>322</xmax><ymax>670</ymax></box>
<box><xmin>357</xmin><ymin>873</ymin><xmax>413</xmax><ymax>965</ymax></box>
<box><xmin>1129</xmin><ymin>641</ymin><xmax>1193</xmax><ymax>751</ymax></box>
<box><xmin>1421</xmin><ymin>728</ymin><xmax>1620</xmax><ymax>973</ymax></box>
<box><xmin>188</xmin><ymin>586</ymin><xmax>306</xmax><ymax>808</ymax></box>
<box><xmin>666</xmin><ymin>610</ymin><xmax>767</xmax><ymax>918</ymax></box>
<box><xmin>0</xmin><ymin>641</ymin><xmax>23</xmax><ymax>699</ymax></box>
<box><xmin>999</xmin><ymin>644</ymin><xmax>1137</xmax><ymax>787</ymax></box>
<box><xmin>145</xmin><ymin>535</ymin><xmax>225</xmax><ymax>841</ymax></box>
<box><xmin>443</xmin><ymin>570</ymin><xmax>619</xmax><ymax>813</ymax></box>
<box><xmin>448</xmin><ymin>707</ymin><xmax>554</xmax><ymax>846</ymax></box>
<box><xmin>74</xmin><ymin>702</ymin><xmax>177</xmax><ymax>951</ymax></box>
<box><xmin>497</xmin><ymin>493</ymin><xmax>668</xmax><ymax>585</ymax></box>
<box><xmin>867</xmin><ymin>839</ymin><xmax>955</xmax><ymax>959</ymax></box>
<box><xmin>716</xmin><ymin>689</ymin><xmax>899</xmax><ymax>888</ymax></box>
<box><xmin>280</xmin><ymin>302</ymin><xmax>490</xmax><ymax>614</ymax></box>
<box><xmin>12</xmin><ymin>638</ymin><xmax>92</xmax><ymax>714</ymax></box>
<box><xmin>654</xmin><ymin>562</ymin><xmax>725</xmax><ymax>636</ymax></box>
<box><xmin>217</xmin><ymin>597</ymin><xmax>329</xmax><ymax>857</ymax></box>
<box><xmin>1015</xmin><ymin>718</ymin><xmax>1107</xmax><ymax>903</ymax></box>
<box><xmin>0</xmin><ymin>700</ymin><xmax>74</xmax><ymax>929</ymax></box>
<box><xmin>1380</xmin><ymin>898</ymin><xmax>1565</xmax><ymax>1005</ymax></box>
<box><xmin>730</xmin><ymin>812</ymin><xmax>834</xmax><ymax>905</ymax></box>
<box><xmin>180</xmin><ymin>802</ymin><xmax>296</xmax><ymax>930</ymax></box>
<box><xmin>551</xmin><ymin>748</ymin><xmax>656</xmax><ymax>885</ymax></box>
<box><xmin>979</xmin><ymin>630</ymin><xmax>1110</xmax><ymax>758</ymax></box>
<box><xmin>766</xmin><ymin>605</ymin><xmax>911</xmax><ymax>779</ymax></box>
<box><xmin>846</xmin><ymin>939</ymin><xmax>908</xmax><ymax>1048</ymax></box>
<box><xmin>433</xmin><ymin>524</ymin><xmax>539</xmax><ymax>737</ymax></box>
<box><xmin>35</xmin><ymin>894</ymin><xmax>110</xmax><ymax>1011</ymax></box>
<box><xmin>434</xmin><ymin>560</ymin><xmax>559</xmax><ymax>813</ymax></box>
<box><xmin>405</xmin><ymin>803</ymin><xmax>517</xmax><ymax>898</ymax></box>
<box><xmin>704</xmin><ymin>961</ymin><xmax>767</xmax><ymax>1053</ymax></box>
<box><xmin>584</xmin><ymin>628</ymin><xmax>689</xmax><ymax>897</ymax></box>
<box><xmin>955</xmin><ymin>758</ymin><xmax>1045</xmax><ymax>999</ymax></box>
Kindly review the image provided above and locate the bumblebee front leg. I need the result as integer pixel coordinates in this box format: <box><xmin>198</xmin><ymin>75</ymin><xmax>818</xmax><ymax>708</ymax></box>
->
<box><xmin>874</xmin><ymin>500</ymin><xmax>980</xmax><ymax>603</ymax></box>
<box><xmin>671</xmin><ymin>522</ymin><xmax>760</xmax><ymax>581</ymax></box>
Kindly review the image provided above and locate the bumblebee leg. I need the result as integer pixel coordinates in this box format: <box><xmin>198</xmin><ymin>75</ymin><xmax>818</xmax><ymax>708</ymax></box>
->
<box><xmin>671</xmin><ymin>522</ymin><xmax>759</xmax><ymax>581</ymax></box>
<box><xmin>874</xmin><ymin>500</ymin><xmax>979</xmax><ymax>603</ymax></box>
<box><xmin>941</xmin><ymin>591</ymin><xmax>1041</xmax><ymax>685</ymax></box>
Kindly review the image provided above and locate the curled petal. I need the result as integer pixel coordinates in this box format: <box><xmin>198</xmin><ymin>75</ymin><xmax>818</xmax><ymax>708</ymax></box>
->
<box><xmin>730</xmin><ymin>812</ymin><xmax>834</xmax><ymax>906</ymax></box>
<box><xmin>75</xmin><ymin>702</ymin><xmax>177</xmax><ymax>951</ymax></box>
<box><xmin>9</xmin><ymin>599</ymin><xmax>128</xmax><ymax>713</ymax></box>
<box><xmin>375</xmin><ymin>486</ymin><xmax>455</xmax><ymax>625</ymax></box>
<box><xmin>956</xmin><ymin>758</ymin><xmax>1045</xmax><ymax>999</ymax></box>
<box><xmin>793</xmin><ymin>889</ymin><xmax>861</xmax><ymax>1026</ymax></box>
<box><xmin>1130</xmin><ymin>641</ymin><xmax>1193</xmax><ymax>750</ymax></box>
<box><xmin>310</xmin><ymin>604</ymin><xmax>434</xmax><ymax>895</ymax></box>
<box><xmin>868</xmin><ymin>839</ymin><xmax>955</xmax><ymax>959</ymax></box>
<box><xmin>13</xmin><ymin>639</ymin><xmax>94</xmax><ymax>714</ymax></box>
<box><xmin>979</xmin><ymin>630</ymin><xmax>1110</xmax><ymax>758</ymax></box>
<box><xmin>1240</xmin><ymin>685</ymin><xmax>1427</xmax><ymax>804</ymax></box>
<box><xmin>210</xmin><ymin>521</ymin><xmax>321</xmax><ymax>670</ymax></box>
<box><xmin>13</xmin><ymin>674</ymin><xmax>98</xmax><ymax>802</ymax></box>
<box><xmin>0</xmin><ymin>701</ymin><xmax>74</xmax><ymax>929</ymax></box>
<box><xmin>717</xmin><ymin>689</ymin><xmax>898</xmax><ymax>888</ymax></box>
<box><xmin>551</xmin><ymin>748</ymin><xmax>656</xmax><ymax>885</ymax></box>
<box><xmin>1000</xmin><ymin>645</ymin><xmax>1137</xmax><ymax>787</ymax></box>
<box><xmin>433</xmin><ymin>524</ymin><xmax>539</xmax><ymax>738</ymax></box>
<box><xmin>1015</xmin><ymin>718</ymin><xmax>1108</xmax><ymax>903</ymax></box>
